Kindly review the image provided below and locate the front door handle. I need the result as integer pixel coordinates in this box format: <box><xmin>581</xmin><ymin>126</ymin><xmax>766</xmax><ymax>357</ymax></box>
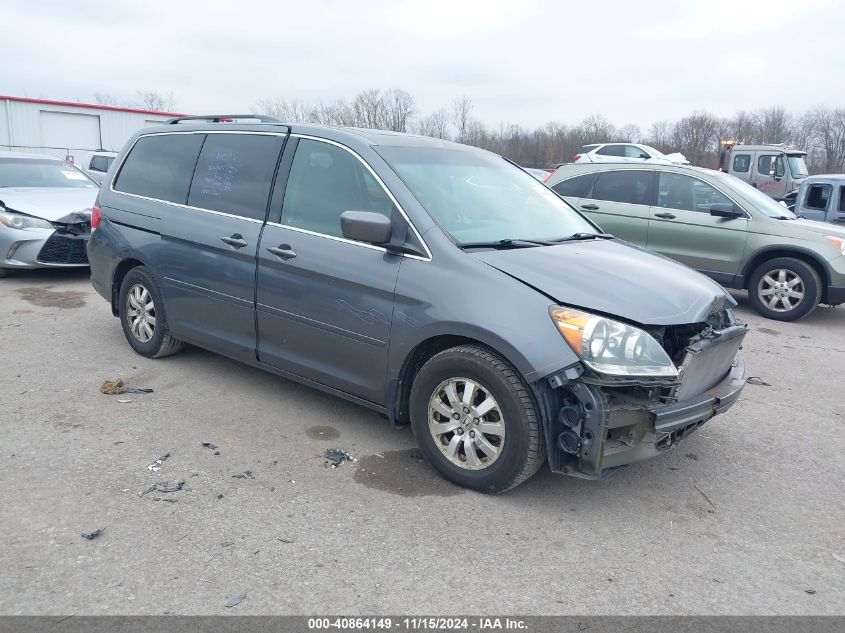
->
<box><xmin>221</xmin><ymin>234</ymin><xmax>248</xmax><ymax>248</ymax></box>
<box><xmin>654</xmin><ymin>212</ymin><xmax>676</xmax><ymax>220</ymax></box>
<box><xmin>267</xmin><ymin>244</ymin><xmax>297</xmax><ymax>260</ymax></box>
<box><xmin>580</xmin><ymin>203</ymin><xmax>600</xmax><ymax>210</ymax></box>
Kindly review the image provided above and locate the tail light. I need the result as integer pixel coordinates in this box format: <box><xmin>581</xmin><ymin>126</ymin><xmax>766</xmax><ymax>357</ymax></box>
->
<box><xmin>573</xmin><ymin>154</ymin><xmax>581</xmax><ymax>161</ymax></box>
<box><xmin>543</xmin><ymin>168</ymin><xmax>558</xmax><ymax>184</ymax></box>
<box><xmin>91</xmin><ymin>205</ymin><xmax>102</xmax><ymax>230</ymax></box>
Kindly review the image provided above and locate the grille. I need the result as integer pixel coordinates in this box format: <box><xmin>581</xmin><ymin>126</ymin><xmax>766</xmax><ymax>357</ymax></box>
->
<box><xmin>37</xmin><ymin>233</ymin><xmax>89</xmax><ymax>265</ymax></box>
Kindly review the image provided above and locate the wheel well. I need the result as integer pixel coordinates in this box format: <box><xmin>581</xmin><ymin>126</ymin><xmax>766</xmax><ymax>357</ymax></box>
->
<box><xmin>742</xmin><ymin>250</ymin><xmax>829</xmax><ymax>300</ymax></box>
<box><xmin>111</xmin><ymin>258</ymin><xmax>144</xmax><ymax>315</ymax></box>
<box><xmin>392</xmin><ymin>335</ymin><xmax>499</xmax><ymax>427</ymax></box>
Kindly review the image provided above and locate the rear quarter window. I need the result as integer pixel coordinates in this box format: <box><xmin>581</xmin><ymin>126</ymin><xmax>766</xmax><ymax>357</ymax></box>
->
<box><xmin>114</xmin><ymin>134</ymin><xmax>205</xmax><ymax>204</ymax></box>
<box><xmin>551</xmin><ymin>173</ymin><xmax>595</xmax><ymax>198</ymax></box>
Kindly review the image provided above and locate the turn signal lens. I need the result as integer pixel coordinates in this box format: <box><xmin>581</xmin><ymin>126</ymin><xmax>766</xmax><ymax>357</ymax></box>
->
<box><xmin>824</xmin><ymin>235</ymin><xmax>845</xmax><ymax>254</ymax></box>
<box><xmin>91</xmin><ymin>206</ymin><xmax>102</xmax><ymax>229</ymax></box>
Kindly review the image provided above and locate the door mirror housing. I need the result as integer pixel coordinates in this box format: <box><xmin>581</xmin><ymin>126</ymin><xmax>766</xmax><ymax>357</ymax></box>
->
<box><xmin>709</xmin><ymin>203</ymin><xmax>744</xmax><ymax>218</ymax></box>
<box><xmin>340</xmin><ymin>211</ymin><xmax>392</xmax><ymax>245</ymax></box>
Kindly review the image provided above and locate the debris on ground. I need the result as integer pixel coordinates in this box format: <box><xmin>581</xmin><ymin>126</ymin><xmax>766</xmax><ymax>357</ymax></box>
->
<box><xmin>805</xmin><ymin>589</ymin><xmax>817</xmax><ymax>595</ymax></box>
<box><xmin>224</xmin><ymin>592</ymin><xmax>247</xmax><ymax>608</ymax></box>
<box><xmin>277</xmin><ymin>537</ymin><xmax>295</xmax><ymax>544</ymax></box>
<box><xmin>232</xmin><ymin>470</ymin><xmax>254</xmax><ymax>479</ymax></box>
<box><xmin>117</xmin><ymin>399</ymin><xmax>133</xmax><ymax>404</ymax></box>
<box><xmin>100</xmin><ymin>379</ymin><xmax>155</xmax><ymax>395</ymax></box>
<box><xmin>693</xmin><ymin>483</ymin><xmax>717</xmax><ymax>509</ymax></box>
<box><xmin>139</xmin><ymin>480</ymin><xmax>185</xmax><ymax>497</ymax></box>
<box><xmin>81</xmin><ymin>529</ymin><xmax>104</xmax><ymax>540</ymax></box>
<box><xmin>408</xmin><ymin>447</ymin><xmax>424</xmax><ymax>461</ymax></box>
<box><xmin>324</xmin><ymin>448</ymin><xmax>356</xmax><ymax>468</ymax></box>
<box><xmin>147</xmin><ymin>453</ymin><xmax>170</xmax><ymax>472</ymax></box>
<box><xmin>746</xmin><ymin>376</ymin><xmax>771</xmax><ymax>386</ymax></box>
<box><xmin>201</xmin><ymin>442</ymin><xmax>218</xmax><ymax>450</ymax></box>
<box><xmin>832</xmin><ymin>553</ymin><xmax>845</xmax><ymax>564</ymax></box>
<box><xmin>151</xmin><ymin>497</ymin><xmax>178</xmax><ymax>503</ymax></box>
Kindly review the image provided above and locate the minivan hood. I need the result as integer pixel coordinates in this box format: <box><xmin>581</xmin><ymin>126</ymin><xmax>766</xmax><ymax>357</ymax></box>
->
<box><xmin>474</xmin><ymin>240</ymin><xmax>734</xmax><ymax>326</ymax></box>
<box><xmin>0</xmin><ymin>187</ymin><xmax>98</xmax><ymax>223</ymax></box>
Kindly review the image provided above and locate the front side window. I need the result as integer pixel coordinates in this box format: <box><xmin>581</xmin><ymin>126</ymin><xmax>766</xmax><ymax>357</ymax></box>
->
<box><xmin>281</xmin><ymin>139</ymin><xmax>396</xmax><ymax>238</ymax></box>
<box><xmin>596</xmin><ymin>144</ymin><xmax>625</xmax><ymax>157</ymax></box>
<box><xmin>657</xmin><ymin>172</ymin><xmax>733</xmax><ymax>213</ymax></box>
<box><xmin>551</xmin><ymin>173</ymin><xmax>595</xmax><ymax>198</ymax></box>
<box><xmin>592</xmin><ymin>170</ymin><xmax>652</xmax><ymax>205</ymax></box>
<box><xmin>732</xmin><ymin>154</ymin><xmax>751</xmax><ymax>172</ymax></box>
<box><xmin>89</xmin><ymin>155</ymin><xmax>114</xmax><ymax>173</ymax></box>
<box><xmin>624</xmin><ymin>145</ymin><xmax>649</xmax><ymax>158</ymax></box>
<box><xmin>114</xmin><ymin>134</ymin><xmax>205</xmax><ymax>204</ymax></box>
<box><xmin>377</xmin><ymin>146</ymin><xmax>597</xmax><ymax>244</ymax></box>
<box><xmin>757</xmin><ymin>154</ymin><xmax>785</xmax><ymax>178</ymax></box>
<box><xmin>787</xmin><ymin>154</ymin><xmax>809</xmax><ymax>178</ymax></box>
<box><xmin>187</xmin><ymin>134</ymin><xmax>283</xmax><ymax>221</ymax></box>
<box><xmin>805</xmin><ymin>184</ymin><xmax>831</xmax><ymax>211</ymax></box>
<box><xmin>0</xmin><ymin>158</ymin><xmax>98</xmax><ymax>189</ymax></box>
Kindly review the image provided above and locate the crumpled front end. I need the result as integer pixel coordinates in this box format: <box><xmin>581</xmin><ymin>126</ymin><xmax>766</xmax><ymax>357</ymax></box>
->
<box><xmin>542</xmin><ymin>313</ymin><xmax>747</xmax><ymax>479</ymax></box>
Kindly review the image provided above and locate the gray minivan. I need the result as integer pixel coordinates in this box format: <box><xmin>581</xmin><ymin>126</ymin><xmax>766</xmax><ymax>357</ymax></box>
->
<box><xmin>88</xmin><ymin>115</ymin><xmax>746</xmax><ymax>492</ymax></box>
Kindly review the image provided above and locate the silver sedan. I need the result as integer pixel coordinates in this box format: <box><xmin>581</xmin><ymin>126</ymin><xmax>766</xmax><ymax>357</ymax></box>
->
<box><xmin>0</xmin><ymin>152</ymin><xmax>98</xmax><ymax>276</ymax></box>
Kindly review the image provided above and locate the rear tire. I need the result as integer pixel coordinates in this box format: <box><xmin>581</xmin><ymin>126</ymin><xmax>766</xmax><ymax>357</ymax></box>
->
<box><xmin>118</xmin><ymin>266</ymin><xmax>184</xmax><ymax>358</ymax></box>
<box><xmin>747</xmin><ymin>257</ymin><xmax>822</xmax><ymax>321</ymax></box>
<box><xmin>409</xmin><ymin>345</ymin><xmax>546</xmax><ymax>493</ymax></box>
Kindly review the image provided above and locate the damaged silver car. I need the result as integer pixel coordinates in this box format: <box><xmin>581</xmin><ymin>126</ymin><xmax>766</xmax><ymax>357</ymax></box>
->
<box><xmin>0</xmin><ymin>152</ymin><xmax>98</xmax><ymax>277</ymax></box>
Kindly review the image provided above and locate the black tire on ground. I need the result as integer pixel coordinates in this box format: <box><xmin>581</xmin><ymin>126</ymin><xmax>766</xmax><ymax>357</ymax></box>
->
<box><xmin>409</xmin><ymin>344</ymin><xmax>546</xmax><ymax>494</ymax></box>
<box><xmin>747</xmin><ymin>257</ymin><xmax>822</xmax><ymax>321</ymax></box>
<box><xmin>118</xmin><ymin>266</ymin><xmax>184</xmax><ymax>358</ymax></box>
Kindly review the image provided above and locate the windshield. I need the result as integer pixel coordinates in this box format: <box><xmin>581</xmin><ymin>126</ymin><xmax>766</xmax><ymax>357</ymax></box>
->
<box><xmin>787</xmin><ymin>154</ymin><xmax>809</xmax><ymax>178</ymax></box>
<box><xmin>0</xmin><ymin>158</ymin><xmax>98</xmax><ymax>189</ymax></box>
<box><xmin>377</xmin><ymin>146</ymin><xmax>598</xmax><ymax>244</ymax></box>
<box><xmin>715</xmin><ymin>171</ymin><xmax>796</xmax><ymax>219</ymax></box>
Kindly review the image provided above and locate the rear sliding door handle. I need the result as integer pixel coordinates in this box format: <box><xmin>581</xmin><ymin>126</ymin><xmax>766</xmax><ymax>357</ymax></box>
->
<box><xmin>221</xmin><ymin>234</ymin><xmax>248</xmax><ymax>248</ymax></box>
<box><xmin>580</xmin><ymin>203</ymin><xmax>600</xmax><ymax>210</ymax></box>
<box><xmin>267</xmin><ymin>244</ymin><xmax>297</xmax><ymax>260</ymax></box>
<box><xmin>654</xmin><ymin>212</ymin><xmax>677</xmax><ymax>220</ymax></box>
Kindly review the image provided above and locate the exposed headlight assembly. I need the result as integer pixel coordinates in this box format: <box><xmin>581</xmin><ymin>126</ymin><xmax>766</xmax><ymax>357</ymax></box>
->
<box><xmin>0</xmin><ymin>209</ymin><xmax>53</xmax><ymax>230</ymax></box>
<box><xmin>550</xmin><ymin>306</ymin><xmax>678</xmax><ymax>378</ymax></box>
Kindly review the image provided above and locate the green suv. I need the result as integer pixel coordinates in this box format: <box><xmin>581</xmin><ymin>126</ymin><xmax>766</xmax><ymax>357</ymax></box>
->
<box><xmin>546</xmin><ymin>163</ymin><xmax>845</xmax><ymax>321</ymax></box>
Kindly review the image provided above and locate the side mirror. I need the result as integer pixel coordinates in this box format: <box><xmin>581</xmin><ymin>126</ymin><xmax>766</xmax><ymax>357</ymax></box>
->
<box><xmin>709</xmin><ymin>203</ymin><xmax>744</xmax><ymax>219</ymax></box>
<box><xmin>639</xmin><ymin>153</ymin><xmax>650</xmax><ymax>159</ymax></box>
<box><xmin>340</xmin><ymin>210</ymin><xmax>392</xmax><ymax>245</ymax></box>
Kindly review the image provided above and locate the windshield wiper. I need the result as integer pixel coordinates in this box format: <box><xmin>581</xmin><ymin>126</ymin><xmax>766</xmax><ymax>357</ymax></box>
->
<box><xmin>547</xmin><ymin>232</ymin><xmax>614</xmax><ymax>242</ymax></box>
<box><xmin>458</xmin><ymin>238</ymin><xmax>551</xmax><ymax>250</ymax></box>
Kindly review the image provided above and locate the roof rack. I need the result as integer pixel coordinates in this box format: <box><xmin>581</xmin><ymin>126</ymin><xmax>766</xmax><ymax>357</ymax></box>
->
<box><xmin>166</xmin><ymin>114</ymin><xmax>283</xmax><ymax>125</ymax></box>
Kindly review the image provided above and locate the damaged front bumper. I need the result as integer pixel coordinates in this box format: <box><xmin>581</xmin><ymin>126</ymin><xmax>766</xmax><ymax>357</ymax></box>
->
<box><xmin>544</xmin><ymin>323</ymin><xmax>747</xmax><ymax>479</ymax></box>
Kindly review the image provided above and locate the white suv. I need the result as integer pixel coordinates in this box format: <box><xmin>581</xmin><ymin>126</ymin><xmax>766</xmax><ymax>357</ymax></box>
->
<box><xmin>574</xmin><ymin>143</ymin><xmax>689</xmax><ymax>165</ymax></box>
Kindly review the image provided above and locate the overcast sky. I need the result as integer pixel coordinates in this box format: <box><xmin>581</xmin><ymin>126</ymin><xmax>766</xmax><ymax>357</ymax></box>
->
<box><xmin>4</xmin><ymin>0</ymin><xmax>843</xmax><ymax>131</ymax></box>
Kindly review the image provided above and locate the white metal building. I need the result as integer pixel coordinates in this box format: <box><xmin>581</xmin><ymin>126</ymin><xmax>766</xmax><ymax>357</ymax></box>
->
<box><xmin>0</xmin><ymin>95</ymin><xmax>185</xmax><ymax>168</ymax></box>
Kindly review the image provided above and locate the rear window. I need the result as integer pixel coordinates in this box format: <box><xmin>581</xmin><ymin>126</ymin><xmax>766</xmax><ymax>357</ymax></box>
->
<box><xmin>114</xmin><ymin>134</ymin><xmax>205</xmax><ymax>204</ymax></box>
<box><xmin>732</xmin><ymin>154</ymin><xmax>750</xmax><ymax>173</ymax></box>
<box><xmin>596</xmin><ymin>145</ymin><xmax>625</xmax><ymax>157</ymax></box>
<box><xmin>579</xmin><ymin>144</ymin><xmax>599</xmax><ymax>154</ymax></box>
<box><xmin>187</xmin><ymin>134</ymin><xmax>283</xmax><ymax>221</ymax></box>
<box><xmin>551</xmin><ymin>173</ymin><xmax>595</xmax><ymax>198</ymax></box>
<box><xmin>89</xmin><ymin>155</ymin><xmax>114</xmax><ymax>173</ymax></box>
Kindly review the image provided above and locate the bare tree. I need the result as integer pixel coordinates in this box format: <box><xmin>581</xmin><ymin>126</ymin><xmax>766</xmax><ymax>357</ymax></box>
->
<box><xmin>452</xmin><ymin>96</ymin><xmax>474</xmax><ymax>143</ymax></box>
<box><xmin>581</xmin><ymin>114</ymin><xmax>616</xmax><ymax>142</ymax></box>
<box><xmin>135</xmin><ymin>90</ymin><xmax>176</xmax><ymax>112</ymax></box>
<box><xmin>671</xmin><ymin>111</ymin><xmax>719</xmax><ymax>166</ymax></box>
<box><xmin>415</xmin><ymin>109</ymin><xmax>452</xmax><ymax>140</ymax></box>
<box><xmin>616</xmin><ymin>123</ymin><xmax>641</xmax><ymax>143</ymax></box>
<box><xmin>727</xmin><ymin>110</ymin><xmax>754</xmax><ymax>142</ymax></box>
<box><xmin>93</xmin><ymin>92</ymin><xmax>121</xmax><ymax>106</ymax></box>
<box><xmin>383</xmin><ymin>89</ymin><xmax>416</xmax><ymax>132</ymax></box>
<box><xmin>752</xmin><ymin>106</ymin><xmax>792</xmax><ymax>143</ymax></box>
<box><xmin>253</xmin><ymin>97</ymin><xmax>312</xmax><ymax>122</ymax></box>
<box><xmin>646</xmin><ymin>120</ymin><xmax>673</xmax><ymax>153</ymax></box>
<box><xmin>812</xmin><ymin>106</ymin><xmax>845</xmax><ymax>172</ymax></box>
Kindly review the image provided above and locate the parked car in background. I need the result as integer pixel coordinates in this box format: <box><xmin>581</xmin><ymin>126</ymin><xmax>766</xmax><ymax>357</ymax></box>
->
<box><xmin>84</xmin><ymin>150</ymin><xmax>118</xmax><ymax>185</ymax></box>
<box><xmin>573</xmin><ymin>143</ymin><xmax>689</xmax><ymax>165</ymax></box>
<box><xmin>0</xmin><ymin>151</ymin><xmax>98</xmax><ymax>277</ymax></box>
<box><xmin>718</xmin><ymin>141</ymin><xmax>808</xmax><ymax>205</ymax></box>
<box><xmin>523</xmin><ymin>167</ymin><xmax>551</xmax><ymax>181</ymax></box>
<box><xmin>547</xmin><ymin>163</ymin><xmax>845</xmax><ymax>321</ymax></box>
<box><xmin>88</xmin><ymin>115</ymin><xmax>746</xmax><ymax>492</ymax></box>
<box><xmin>792</xmin><ymin>175</ymin><xmax>845</xmax><ymax>224</ymax></box>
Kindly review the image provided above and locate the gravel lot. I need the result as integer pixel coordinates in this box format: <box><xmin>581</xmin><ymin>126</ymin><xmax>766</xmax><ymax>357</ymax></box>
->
<box><xmin>1</xmin><ymin>268</ymin><xmax>844</xmax><ymax>615</ymax></box>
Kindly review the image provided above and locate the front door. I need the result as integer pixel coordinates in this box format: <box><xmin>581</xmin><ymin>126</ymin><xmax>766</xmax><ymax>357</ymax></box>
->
<box><xmin>646</xmin><ymin>171</ymin><xmax>748</xmax><ymax>285</ymax></box>
<box><xmin>752</xmin><ymin>152</ymin><xmax>788</xmax><ymax>199</ymax></box>
<box><xmin>256</xmin><ymin>137</ymin><xmax>403</xmax><ymax>404</ymax></box>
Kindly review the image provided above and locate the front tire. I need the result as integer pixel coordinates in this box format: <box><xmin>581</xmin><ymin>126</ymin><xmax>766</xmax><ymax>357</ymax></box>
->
<box><xmin>747</xmin><ymin>257</ymin><xmax>822</xmax><ymax>321</ymax></box>
<box><xmin>409</xmin><ymin>345</ymin><xmax>546</xmax><ymax>493</ymax></box>
<box><xmin>118</xmin><ymin>266</ymin><xmax>184</xmax><ymax>358</ymax></box>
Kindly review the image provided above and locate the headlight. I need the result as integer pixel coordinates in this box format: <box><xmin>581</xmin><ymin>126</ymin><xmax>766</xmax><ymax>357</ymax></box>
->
<box><xmin>0</xmin><ymin>209</ymin><xmax>53</xmax><ymax>230</ymax></box>
<box><xmin>824</xmin><ymin>235</ymin><xmax>845</xmax><ymax>255</ymax></box>
<box><xmin>550</xmin><ymin>306</ymin><xmax>678</xmax><ymax>378</ymax></box>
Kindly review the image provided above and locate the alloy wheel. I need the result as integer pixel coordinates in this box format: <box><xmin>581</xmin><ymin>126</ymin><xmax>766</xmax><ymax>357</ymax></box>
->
<box><xmin>757</xmin><ymin>268</ymin><xmax>805</xmax><ymax>313</ymax></box>
<box><xmin>126</xmin><ymin>283</ymin><xmax>156</xmax><ymax>343</ymax></box>
<box><xmin>428</xmin><ymin>377</ymin><xmax>506</xmax><ymax>470</ymax></box>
